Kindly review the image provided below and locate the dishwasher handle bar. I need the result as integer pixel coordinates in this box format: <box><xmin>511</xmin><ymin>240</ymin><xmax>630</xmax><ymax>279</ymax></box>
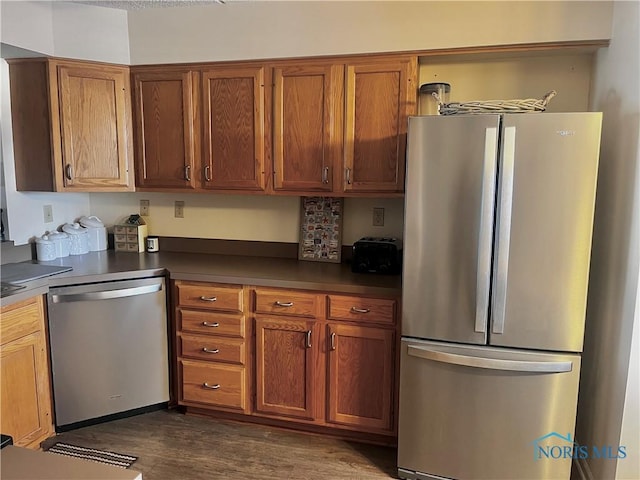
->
<box><xmin>50</xmin><ymin>282</ymin><xmax>163</xmax><ymax>304</ymax></box>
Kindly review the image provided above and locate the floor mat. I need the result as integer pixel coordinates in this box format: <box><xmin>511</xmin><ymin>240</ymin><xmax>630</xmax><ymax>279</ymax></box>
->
<box><xmin>45</xmin><ymin>442</ymin><xmax>137</xmax><ymax>468</ymax></box>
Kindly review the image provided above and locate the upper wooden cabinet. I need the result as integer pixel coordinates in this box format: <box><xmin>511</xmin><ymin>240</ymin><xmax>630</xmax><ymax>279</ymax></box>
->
<box><xmin>201</xmin><ymin>66</ymin><xmax>266</xmax><ymax>191</ymax></box>
<box><xmin>130</xmin><ymin>54</ymin><xmax>416</xmax><ymax>196</ymax></box>
<box><xmin>343</xmin><ymin>57</ymin><xmax>416</xmax><ymax>194</ymax></box>
<box><xmin>8</xmin><ymin>59</ymin><xmax>134</xmax><ymax>192</ymax></box>
<box><xmin>131</xmin><ymin>69</ymin><xmax>199</xmax><ymax>189</ymax></box>
<box><xmin>272</xmin><ymin>62</ymin><xmax>343</xmax><ymax>193</ymax></box>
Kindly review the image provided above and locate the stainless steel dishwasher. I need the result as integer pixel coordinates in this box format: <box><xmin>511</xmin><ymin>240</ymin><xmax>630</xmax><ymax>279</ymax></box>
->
<box><xmin>47</xmin><ymin>276</ymin><xmax>169</xmax><ymax>431</ymax></box>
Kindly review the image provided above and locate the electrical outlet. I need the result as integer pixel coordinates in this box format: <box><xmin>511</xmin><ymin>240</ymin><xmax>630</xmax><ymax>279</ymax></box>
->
<box><xmin>175</xmin><ymin>201</ymin><xmax>185</xmax><ymax>218</ymax></box>
<box><xmin>373</xmin><ymin>207</ymin><xmax>384</xmax><ymax>226</ymax></box>
<box><xmin>140</xmin><ymin>199</ymin><xmax>150</xmax><ymax>216</ymax></box>
<box><xmin>43</xmin><ymin>205</ymin><xmax>53</xmax><ymax>223</ymax></box>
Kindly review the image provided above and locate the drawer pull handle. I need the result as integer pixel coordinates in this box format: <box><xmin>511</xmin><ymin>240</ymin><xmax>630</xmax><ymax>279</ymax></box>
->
<box><xmin>202</xmin><ymin>322</ymin><xmax>220</xmax><ymax>327</ymax></box>
<box><xmin>330</xmin><ymin>332</ymin><xmax>336</xmax><ymax>351</ymax></box>
<box><xmin>275</xmin><ymin>301</ymin><xmax>294</xmax><ymax>307</ymax></box>
<box><xmin>322</xmin><ymin>166</ymin><xmax>329</xmax><ymax>184</ymax></box>
<box><xmin>306</xmin><ymin>330</ymin><xmax>312</xmax><ymax>348</ymax></box>
<box><xmin>185</xmin><ymin>165</ymin><xmax>192</xmax><ymax>181</ymax></box>
<box><xmin>351</xmin><ymin>307</ymin><xmax>370</xmax><ymax>314</ymax></box>
<box><xmin>204</xmin><ymin>165</ymin><xmax>212</xmax><ymax>182</ymax></box>
<box><xmin>202</xmin><ymin>383</ymin><xmax>220</xmax><ymax>390</ymax></box>
<box><xmin>202</xmin><ymin>347</ymin><xmax>220</xmax><ymax>354</ymax></box>
<box><xmin>199</xmin><ymin>296</ymin><xmax>217</xmax><ymax>302</ymax></box>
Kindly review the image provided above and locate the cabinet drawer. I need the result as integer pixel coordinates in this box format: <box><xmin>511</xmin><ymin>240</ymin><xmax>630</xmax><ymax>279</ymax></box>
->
<box><xmin>254</xmin><ymin>288</ymin><xmax>318</xmax><ymax>318</ymax></box>
<box><xmin>180</xmin><ymin>360</ymin><xmax>245</xmax><ymax>410</ymax></box>
<box><xmin>180</xmin><ymin>334</ymin><xmax>245</xmax><ymax>365</ymax></box>
<box><xmin>327</xmin><ymin>295</ymin><xmax>396</xmax><ymax>324</ymax></box>
<box><xmin>0</xmin><ymin>297</ymin><xmax>43</xmax><ymax>345</ymax></box>
<box><xmin>179</xmin><ymin>310</ymin><xmax>245</xmax><ymax>338</ymax></box>
<box><xmin>177</xmin><ymin>283</ymin><xmax>244</xmax><ymax>312</ymax></box>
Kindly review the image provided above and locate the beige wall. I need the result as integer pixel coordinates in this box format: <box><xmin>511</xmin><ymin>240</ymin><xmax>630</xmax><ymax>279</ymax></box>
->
<box><xmin>419</xmin><ymin>53</ymin><xmax>594</xmax><ymax>114</ymax></box>
<box><xmin>576</xmin><ymin>1</ymin><xmax>640</xmax><ymax>478</ymax></box>
<box><xmin>127</xmin><ymin>1</ymin><xmax>612</xmax><ymax>64</ymax></box>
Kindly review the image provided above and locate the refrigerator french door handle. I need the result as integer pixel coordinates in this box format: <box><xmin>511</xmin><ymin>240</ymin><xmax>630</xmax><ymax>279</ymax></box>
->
<box><xmin>492</xmin><ymin>125</ymin><xmax>516</xmax><ymax>335</ymax></box>
<box><xmin>407</xmin><ymin>345</ymin><xmax>573</xmax><ymax>373</ymax></box>
<box><xmin>475</xmin><ymin>127</ymin><xmax>498</xmax><ymax>334</ymax></box>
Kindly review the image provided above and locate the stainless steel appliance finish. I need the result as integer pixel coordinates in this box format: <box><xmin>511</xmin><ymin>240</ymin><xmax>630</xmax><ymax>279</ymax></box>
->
<box><xmin>47</xmin><ymin>276</ymin><xmax>169</xmax><ymax>429</ymax></box>
<box><xmin>398</xmin><ymin>113</ymin><xmax>602</xmax><ymax>480</ymax></box>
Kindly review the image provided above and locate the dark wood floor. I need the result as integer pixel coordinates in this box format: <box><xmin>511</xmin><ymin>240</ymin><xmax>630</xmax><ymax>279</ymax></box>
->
<box><xmin>42</xmin><ymin>409</ymin><xmax>398</xmax><ymax>479</ymax></box>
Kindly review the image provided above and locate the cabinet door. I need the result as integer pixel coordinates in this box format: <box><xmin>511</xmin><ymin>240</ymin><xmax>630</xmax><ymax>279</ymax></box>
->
<box><xmin>56</xmin><ymin>63</ymin><xmax>133</xmax><ymax>191</ymax></box>
<box><xmin>202</xmin><ymin>66</ymin><xmax>266</xmax><ymax>191</ymax></box>
<box><xmin>255</xmin><ymin>317</ymin><xmax>318</xmax><ymax>420</ymax></box>
<box><xmin>272</xmin><ymin>63</ymin><xmax>343</xmax><ymax>192</ymax></box>
<box><xmin>0</xmin><ymin>331</ymin><xmax>53</xmax><ymax>448</ymax></box>
<box><xmin>343</xmin><ymin>57</ymin><xmax>416</xmax><ymax>193</ymax></box>
<box><xmin>132</xmin><ymin>70</ymin><xmax>199</xmax><ymax>189</ymax></box>
<box><xmin>327</xmin><ymin>323</ymin><xmax>394</xmax><ymax>432</ymax></box>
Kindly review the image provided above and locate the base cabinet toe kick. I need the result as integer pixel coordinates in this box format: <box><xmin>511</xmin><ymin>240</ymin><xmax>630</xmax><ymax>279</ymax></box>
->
<box><xmin>173</xmin><ymin>280</ymin><xmax>401</xmax><ymax>442</ymax></box>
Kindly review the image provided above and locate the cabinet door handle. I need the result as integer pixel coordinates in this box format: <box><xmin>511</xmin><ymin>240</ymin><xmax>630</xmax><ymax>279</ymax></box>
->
<box><xmin>202</xmin><ymin>347</ymin><xmax>220</xmax><ymax>354</ymax></box>
<box><xmin>330</xmin><ymin>332</ymin><xmax>336</xmax><ymax>351</ymax></box>
<box><xmin>204</xmin><ymin>165</ymin><xmax>211</xmax><ymax>182</ymax></box>
<box><xmin>350</xmin><ymin>307</ymin><xmax>370</xmax><ymax>314</ymax></box>
<box><xmin>65</xmin><ymin>164</ymin><xmax>73</xmax><ymax>180</ymax></box>
<box><xmin>199</xmin><ymin>296</ymin><xmax>217</xmax><ymax>302</ymax></box>
<box><xmin>306</xmin><ymin>330</ymin><xmax>312</xmax><ymax>348</ymax></box>
<box><xmin>202</xmin><ymin>383</ymin><xmax>220</xmax><ymax>390</ymax></box>
<box><xmin>346</xmin><ymin>167</ymin><xmax>352</xmax><ymax>185</ymax></box>
<box><xmin>322</xmin><ymin>166</ymin><xmax>329</xmax><ymax>184</ymax></box>
<box><xmin>202</xmin><ymin>321</ymin><xmax>219</xmax><ymax>327</ymax></box>
<box><xmin>275</xmin><ymin>301</ymin><xmax>293</xmax><ymax>307</ymax></box>
<box><xmin>185</xmin><ymin>165</ymin><xmax>192</xmax><ymax>181</ymax></box>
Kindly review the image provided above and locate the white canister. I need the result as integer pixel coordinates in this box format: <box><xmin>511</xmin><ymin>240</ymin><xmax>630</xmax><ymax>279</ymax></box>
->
<box><xmin>62</xmin><ymin>222</ymin><xmax>89</xmax><ymax>255</ymax></box>
<box><xmin>79</xmin><ymin>216</ymin><xmax>107</xmax><ymax>251</ymax></box>
<box><xmin>48</xmin><ymin>231</ymin><xmax>70</xmax><ymax>258</ymax></box>
<box><xmin>36</xmin><ymin>234</ymin><xmax>57</xmax><ymax>261</ymax></box>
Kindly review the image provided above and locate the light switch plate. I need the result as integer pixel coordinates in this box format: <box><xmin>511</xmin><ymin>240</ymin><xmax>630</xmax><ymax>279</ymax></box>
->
<box><xmin>140</xmin><ymin>199</ymin><xmax>150</xmax><ymax>216</ymax></box>
<box><xmin>373</xmin><ymin>207</ymin><xmax>384</xmax><ymax>226</ymax></box>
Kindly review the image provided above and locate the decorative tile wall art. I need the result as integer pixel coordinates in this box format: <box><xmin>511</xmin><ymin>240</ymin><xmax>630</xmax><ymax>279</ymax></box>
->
<box><xmin>298</xmin><ymin>197</ymin><xmax>343</xmax><ymax>263</ymax></box>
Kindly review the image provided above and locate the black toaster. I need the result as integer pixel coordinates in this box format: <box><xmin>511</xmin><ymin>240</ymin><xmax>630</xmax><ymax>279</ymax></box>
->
<box><xmin>351</xmin><ymin>237</ymin><xmax>402</xmax><ymax>274</ymax></box>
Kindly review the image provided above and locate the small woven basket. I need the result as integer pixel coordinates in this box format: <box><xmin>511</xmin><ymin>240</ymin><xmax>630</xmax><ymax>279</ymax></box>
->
<box><xmin>435</xmin><ymin>90</ymin><xmax>557</xmax><ymax>115</ymax></box>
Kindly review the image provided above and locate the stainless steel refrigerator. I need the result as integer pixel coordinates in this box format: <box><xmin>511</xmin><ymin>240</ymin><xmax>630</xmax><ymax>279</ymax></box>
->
<box><xmin>397</xmin><ymin>113</ymin><xmax>602</xmax><ymax>480</ymax></box>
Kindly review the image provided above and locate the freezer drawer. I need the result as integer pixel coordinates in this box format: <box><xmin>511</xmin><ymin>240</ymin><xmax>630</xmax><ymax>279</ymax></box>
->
<box><xmin>398</xmin><ymin>338</ymin><xmax>580</xmax><ymax>480</ymax></box>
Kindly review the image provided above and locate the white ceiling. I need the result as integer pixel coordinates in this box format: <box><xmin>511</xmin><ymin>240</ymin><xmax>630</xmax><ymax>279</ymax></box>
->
<box><xmin>67</xmin><ymin>0</ymin><xmax>225</xmax><ymax>10</ymax></box>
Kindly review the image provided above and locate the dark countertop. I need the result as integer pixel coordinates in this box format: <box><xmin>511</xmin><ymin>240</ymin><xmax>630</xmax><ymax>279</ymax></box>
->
<box><xmin>1</xmin><ymin>250</ymin><xmax>401</xmax><ymax>307</ymax></box>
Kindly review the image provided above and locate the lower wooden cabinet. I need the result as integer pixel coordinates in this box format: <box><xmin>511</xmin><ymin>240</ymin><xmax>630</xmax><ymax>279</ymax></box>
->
<box><xmin>326</xmin><ymin>323</ymin><xmax>395</xmax><ymax>431</ymax></box>
<box><xmin>0</xmin><ymin>296</ymin><xmax>54</xmax><ymax>448</ymax></box>
<box><xmin>255</xmin><ymin>317</ymin><xmax>318</xmax><ymax>420</ymax></box>
<box><xmin>174</xmin><ymin>281</ymin><xmax>399</xmax><ymax>441</ymax></box>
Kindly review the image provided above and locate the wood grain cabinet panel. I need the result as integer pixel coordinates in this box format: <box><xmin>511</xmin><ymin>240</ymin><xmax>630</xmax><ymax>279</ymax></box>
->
<box><xmin>255</xmin><ymin>317</ymin><xmax>318</xmax><ymax>420</ymax></box>
<box><xmin>201</xmin><ymin>66</ymin><xmax>266</xmax><ymax>191</ymax></box>
<box><xmin>327</xmin><ymin>295</ymin><xmax>397</xmax><ymax>325</ymax></box>
<box><xmin>177</xmin><ymin>283</ymin><xmax>244</xmax><ymax>313</ymax></box>
<box><xmin>0</xmin><ymin>296</ymin><xmax>54</xmax><ymax>448</ymax></box>
<box><xmin>254</xmin><ymin>288</ymin><xmax>319</xmax><ymax>318</ymax></box>
<box><xmin>179</xmin><ymin>310</ymin><xmax>245</xmax><ymax>338</ymax></box>
<box><xmin>326</xmin><ymin>323</ymin><xmax>395</xmax><ymax>432</ymax></box>
<box><xmin>343</xmin><ymin>57</ymin><xmax>416</xmax><ymax>193</ymax></box>
<box><xmin>180</xmin><ymin>360</ymin><xmax>246</xmax><ymax>410</ymax></box>
<box><xmin>180</xmin><ymin>334</ymin><xmax>245</xmax><ymax>365</ymax></box>
<box><xmin>8</xmin><ymin>59</ymin><xmax>134</xmax><ymax>192</ymax></box>
<box><xmin>132</xmin><ymin>69</ymin><xmax>199</xmax><ymax>189</ymax></box>
<box><xmin>272</xmin><ymin>63</ymin><xmax>343</xmax><ymax>193</ymax></box>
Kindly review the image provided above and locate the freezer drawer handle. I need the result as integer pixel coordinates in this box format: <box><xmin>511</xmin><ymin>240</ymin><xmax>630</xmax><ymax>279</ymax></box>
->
<box><xmin>202</xmin><ymin>383</ymin><xmax>221</xmax><ymax>390</ymax></box>
<box><xmin>50</xmin><ymin>283</ymin><xmax>162</xmax><ymax>303</ymax></box>
<box><xmin>407</xmin><ymin>345</ymin><xmax>573</xmax><ymax>373</ymax></box>
<box><xmin>199</xmin><ymin>296</ymin><xmax>217</xmax><ymax>302</ymax></box>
